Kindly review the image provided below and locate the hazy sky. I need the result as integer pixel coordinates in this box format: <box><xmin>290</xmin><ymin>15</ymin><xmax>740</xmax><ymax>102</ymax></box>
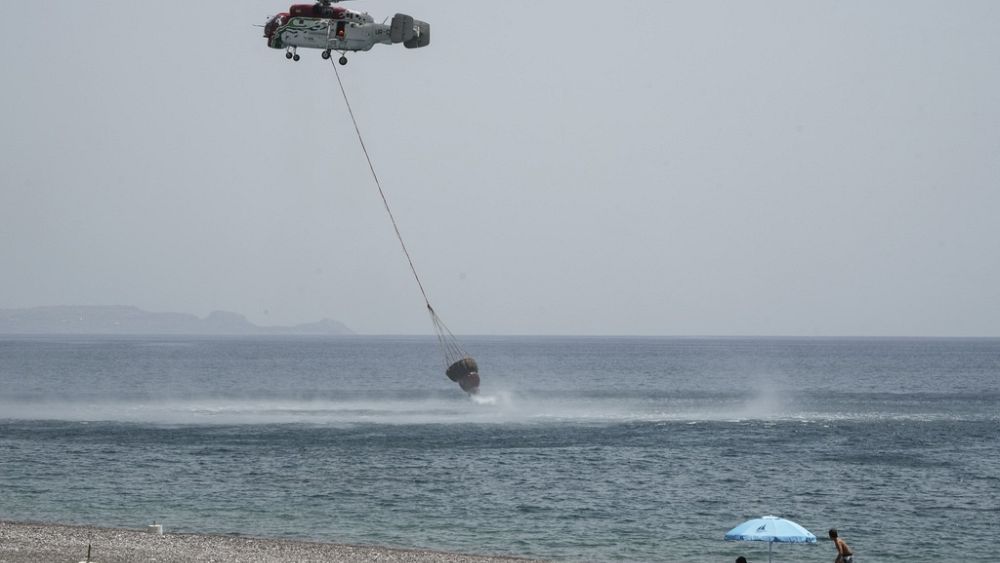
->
<box><xmin>2</xmin><ymin>1</ymin><xmax>999</xmax><ymax>336</ymax></box>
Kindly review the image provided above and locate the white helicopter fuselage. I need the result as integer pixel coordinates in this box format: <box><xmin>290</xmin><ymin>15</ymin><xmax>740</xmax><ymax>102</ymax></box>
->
<box><xmin>278</xmin><ymin>17</ymin><xmax>391</xmax><ymax>52</ymax></box>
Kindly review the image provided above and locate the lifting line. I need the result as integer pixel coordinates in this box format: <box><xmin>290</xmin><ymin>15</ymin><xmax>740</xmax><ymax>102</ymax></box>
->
<box><xmin>330</xmin><ymin>59</ymin><xmax>468</xmax><ymax>368</ymax></box>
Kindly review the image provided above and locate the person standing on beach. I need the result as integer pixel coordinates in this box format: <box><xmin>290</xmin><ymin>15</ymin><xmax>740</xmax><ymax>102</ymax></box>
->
<box><xmin>829</xmin><ymin>528</ymin><xmax>855</xmax><ymax>562</ymax></box>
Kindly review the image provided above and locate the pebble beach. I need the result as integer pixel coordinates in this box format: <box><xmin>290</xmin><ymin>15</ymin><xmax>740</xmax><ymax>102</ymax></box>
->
<box><xmin>0</xmin><ymin>521</ymin><xmax>544</xmax><ymax>563</ymax></box>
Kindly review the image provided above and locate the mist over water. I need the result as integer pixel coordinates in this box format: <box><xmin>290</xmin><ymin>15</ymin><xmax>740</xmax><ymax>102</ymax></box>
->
<box><xmin>1</xmin><ymin>336</ymin><xmax>998</xmax><ymax>562</ymax></box>
<box><xmin>3</xmin><ymin>383</ymin><xmax>993</xmax><ymax>426</ymax></box>
<box><xmin>0</xmin><ymin>395</ymin><xmax>786</xmax><ymax>426</ymax></box>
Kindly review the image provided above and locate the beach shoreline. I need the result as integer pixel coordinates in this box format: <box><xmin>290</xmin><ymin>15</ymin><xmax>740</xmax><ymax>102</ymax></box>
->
<box><xmin>0</xmin><ymin>520</ymin><xmax>545</xmax><ymax>563</ymax></box>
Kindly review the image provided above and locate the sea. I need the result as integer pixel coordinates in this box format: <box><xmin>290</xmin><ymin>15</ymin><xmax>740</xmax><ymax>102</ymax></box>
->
<box><xmin>0</xmin><ymin>336</ymin><xmax>997</xmax><ymax>562</ymax></box>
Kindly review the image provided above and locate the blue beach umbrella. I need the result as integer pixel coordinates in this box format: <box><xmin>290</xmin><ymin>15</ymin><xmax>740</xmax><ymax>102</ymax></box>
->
<box><xmin>724</xmin><ymin>515</ymin><xmax>816</xmax><ymax>563</ymax></box>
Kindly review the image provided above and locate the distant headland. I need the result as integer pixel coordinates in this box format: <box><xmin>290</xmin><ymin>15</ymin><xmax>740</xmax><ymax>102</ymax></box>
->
<box><xmin>0</xmin><ymin>306</ymin><xmax>353</xmax><ymax>336</ymax></box>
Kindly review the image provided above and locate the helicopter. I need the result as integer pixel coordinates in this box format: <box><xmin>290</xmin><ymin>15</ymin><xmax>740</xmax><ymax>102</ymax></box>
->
<box><xmin>263</xmin><ymin>0</ymin><xmax>429</xmax><ymax>65</ymax></box>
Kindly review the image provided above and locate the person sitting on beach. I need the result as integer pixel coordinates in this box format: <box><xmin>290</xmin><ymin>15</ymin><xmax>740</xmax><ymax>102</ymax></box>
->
<box><xmin>829</xmin><ymin>528</ymin><xmax>854</xmax><ymax>563</ymax></box>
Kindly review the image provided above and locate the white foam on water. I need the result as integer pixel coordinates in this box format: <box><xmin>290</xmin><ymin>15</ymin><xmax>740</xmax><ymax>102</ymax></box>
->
<box><xmin>470</xmin><ymin>394</ymin><xmax>498</xmax><ymax>405</ymax></box>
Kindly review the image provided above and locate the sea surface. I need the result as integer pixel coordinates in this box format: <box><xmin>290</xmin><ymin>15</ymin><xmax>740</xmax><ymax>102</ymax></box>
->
<box><xmin>0</xmin><ymin>336</ymin><xmax>997</xmax><ymax>562</ymax></box>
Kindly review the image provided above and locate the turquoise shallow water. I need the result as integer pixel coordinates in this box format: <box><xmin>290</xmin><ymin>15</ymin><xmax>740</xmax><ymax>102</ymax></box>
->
<box><xmin>1</xmin><ymin>336</ymin><xmax>998</xmax><ymax>562</ymax></box>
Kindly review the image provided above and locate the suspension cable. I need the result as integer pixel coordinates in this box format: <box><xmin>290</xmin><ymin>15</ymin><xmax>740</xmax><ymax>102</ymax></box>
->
<box><xmin>329</xmin><ymin>60</ymin><xmax>468</xmax><ymax>365</ymax></box>
<box><xmin>330</xmin><ymin>59</ymin><xmax>431</xmax><ymax>308</ymax></box>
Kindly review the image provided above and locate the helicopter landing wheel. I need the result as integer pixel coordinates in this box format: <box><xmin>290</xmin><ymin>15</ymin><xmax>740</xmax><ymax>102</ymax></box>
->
<box><xmin>293</xmin><ymin>54</ymin><xmax>301</xmax><ymax>62</ymax></box>
<box><xmin>285</xmin><ymin>51</ymin><xmax>293</xmax><ymax>60</ymax></box>
<box><xmin>338</xmin><ymin>55</ymin><xmax>348</xmax><ymax>65</ymax></box>
<box><xmin>322</xmin><ymin>50</ymin><xmax>331</xmax><ymax>60</ymax></box>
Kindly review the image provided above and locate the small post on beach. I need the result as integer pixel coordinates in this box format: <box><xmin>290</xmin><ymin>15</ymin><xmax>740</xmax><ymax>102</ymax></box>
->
<box><xmin>76</xmin><ymin>543</ymin><xmax>92</xmax><ymax>563</ymax></box>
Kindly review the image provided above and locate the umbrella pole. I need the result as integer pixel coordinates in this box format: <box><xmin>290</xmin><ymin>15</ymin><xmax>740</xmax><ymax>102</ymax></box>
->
<box><xmin>768</xmin><ymin>540</ymin><xmax>772</xmax><ymax>563</ymax></box>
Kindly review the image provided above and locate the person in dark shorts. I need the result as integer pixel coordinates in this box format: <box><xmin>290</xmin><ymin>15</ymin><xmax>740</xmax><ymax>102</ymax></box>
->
<box><xmin>829</xmin><ymin>528</ymin><xmax>855</xmax><ymax>562</ymax></box>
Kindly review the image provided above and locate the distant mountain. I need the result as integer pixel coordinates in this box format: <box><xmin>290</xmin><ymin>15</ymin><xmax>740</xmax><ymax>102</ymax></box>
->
<box><xmin>0</xmin><ymin>306</ymin><xmax>353</xmax><ymax>335</ymax></box>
